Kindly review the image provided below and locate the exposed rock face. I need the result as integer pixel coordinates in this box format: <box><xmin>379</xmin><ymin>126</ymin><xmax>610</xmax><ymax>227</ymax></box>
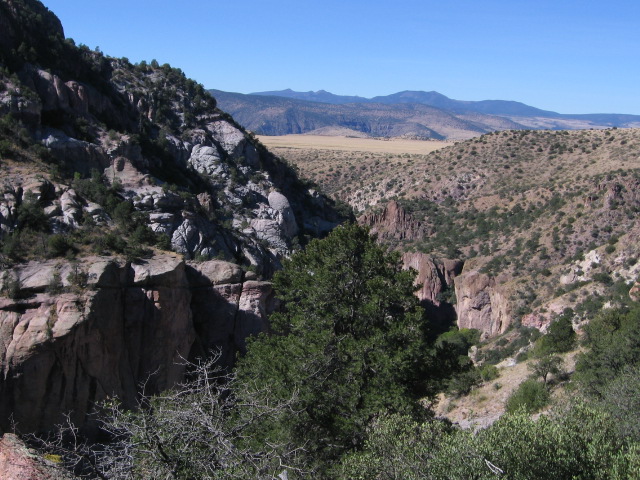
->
<box><xmin>0</xmin><ymin>255</ymin><xmax>275</xmax><ymax>434</ymax></box>
<box><xmin>400</xmin><ymin>252</ymin><xmax>462</xmax><ymax>330</ymax></box>
<box><xmin>268</xmin><ymin>191</ymin><xmax>299</xmax><ymax>239</ymax></box>
<box><xmin>188</xmin><ymin>144</ymin><xmax>225</xmax><ymax>177</ymax></box>
<box><xmin>402</xmin><ymin>253</ymin><xmax>462</xmax><ymax>305</ymax></box>
<box><xmin>0</xmin><ymin>433</ymin><xmax>75</xmax><ymax>480</ymax></box>
<box><xmin>0</xmin><ymin>16</ymin><xmax>344</xmax><ymax>276</ymax></box>
<box><xmin>41</xmin><ymin>130</ymin><xmax>110</xmax><ymax>177</ymax></box>
<box><xmin>360</xmin><ymin>200</ymin><xmax>427</xmax><ymax>242</ymax></box>
<box><xmin>454</xmin><ymin>268</ymin><xmax>511</xmax><ymax>339</ymax></box>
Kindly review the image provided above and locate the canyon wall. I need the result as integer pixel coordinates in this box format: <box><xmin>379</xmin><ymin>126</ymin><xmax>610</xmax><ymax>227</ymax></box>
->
<box><xmin>0</xmin><ymin>255</ymin><xmax>271</xmax><ymax>433</ymax></box>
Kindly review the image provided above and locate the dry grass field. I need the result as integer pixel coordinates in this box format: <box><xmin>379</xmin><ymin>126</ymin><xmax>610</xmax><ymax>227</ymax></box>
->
<box><xmin>257</xmin><ymin>134</ymin><xmax>453</xmax><ymax>154</ymax></box>
<box><xmin>257</xmin><ymin>134</ymin><xmax>456</xmax><ymax>212</ymax></box>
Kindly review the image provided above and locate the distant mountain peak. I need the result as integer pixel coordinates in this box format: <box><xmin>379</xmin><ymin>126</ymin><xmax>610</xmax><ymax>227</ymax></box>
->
<box><xmin>213</xmin><ymin>88</ymin><xmax>640</xmax><ymax>139</ymax></box>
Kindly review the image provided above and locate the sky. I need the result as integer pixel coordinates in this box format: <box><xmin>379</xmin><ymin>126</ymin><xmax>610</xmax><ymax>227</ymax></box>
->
<box><xmin>42</xmin><ymin>0</ymin><xmax>640</xmax><ymax>115</ymax></box>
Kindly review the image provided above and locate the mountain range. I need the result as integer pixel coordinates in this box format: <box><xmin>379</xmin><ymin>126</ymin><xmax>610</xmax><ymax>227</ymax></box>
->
<box><xmin>211</xmin><ymin>89</ymin><xmax>640</xmax><ymax>140</ymax></box>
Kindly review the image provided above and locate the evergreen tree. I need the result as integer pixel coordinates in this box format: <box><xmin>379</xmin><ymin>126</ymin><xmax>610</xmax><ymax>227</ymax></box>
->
<box><xmin>235</xmin><ymin>224</ymin><xmax>445</xmax><ymax>472</ymax></box>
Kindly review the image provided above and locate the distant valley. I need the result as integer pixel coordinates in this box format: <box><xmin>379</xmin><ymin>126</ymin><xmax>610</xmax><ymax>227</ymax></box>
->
<box><xmin>211</xmin><ymin>88</ymin><xmax>640</xmax><ymax>140</ymax></box>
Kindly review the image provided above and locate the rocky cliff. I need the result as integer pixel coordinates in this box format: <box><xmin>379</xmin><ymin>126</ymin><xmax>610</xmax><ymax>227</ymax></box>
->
<box><xmin>360</xmin><ymin>200</ymin><xmax>428</xmax><ymax>244</ymax></box>
<box><xmin>0</xmin><ymin>255</ymin><xmax>272</xmax><ymax>433</ymax></box>
<box><xmin>0</xmin><ymin>0</ymin><xmax>344</xmax><ymax>277</ymax></box>
<box><xmin>0</xmin><ymin>0</ymin><xmax>347</xmax><ymax>435</ymax></box>
<box><xmin>454</xmin><ymin>266</ymin><xmax>511</xmax><ymax>339</ymax></box>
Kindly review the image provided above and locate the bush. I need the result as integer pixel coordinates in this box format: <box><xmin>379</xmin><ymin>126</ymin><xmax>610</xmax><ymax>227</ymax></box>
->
<box><xmin>592</xmin><ymin>272</ymin><xmax>614</xmax><ymax>286</ymax></box>
<box><xmin>447</xmin><ymin>369</ymin><xmax>481</xmax><ymax>396</ymax></box>
<box><xmin>1</xmin><ymin>272</ymin><xmax>22</xmax><ymax>299</ymax></box>
<box><xmin>46</xmin><ymin>270</ymin><xmax>63</xmax><ymax>295</ymax></box>
<box><xmin>33</xmin><ymin>357</ymin><xmax>304</xmax><ymax>479</ymax></box>
<box><xmin>47</xmin><ymin>234</ymin><xmax>73</xmax><ymax>257</ymax></box>
<box><xmin>535</xmin><ymin>315</ymin><xmax>575</xmax><ymax>355</ymax></box>
<box><xmin>505</xmin><ymin>379</ymin><xmax>550</xmax><ymax>414</ymax></box>
<box><xmin>66</xmin><ymin>263</ymin><xmax>88</xmax><ymax>291</ymax></box>
<box><xmin>528</xmin><ymin>355</ymin><xmax>563</xmax><ymax>385</ymax></box>
<box><xmin>15</xmin><ymin>194</ymin><xmax>49</xmax><ymax>232</ymax></box>
<box><xmin>479</xmin><ymin>364</ymin><xmax>500</xmax><ymax>382</ymax></box>
<box><xmin>575</xmin><ymin>305</ymin><xmax>640</xmax><ymax>397</ymax></box>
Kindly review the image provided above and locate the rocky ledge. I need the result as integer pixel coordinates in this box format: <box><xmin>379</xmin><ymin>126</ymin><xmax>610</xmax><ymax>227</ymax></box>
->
<box><xmin>0</xmin><ymin>254</ymin><xmax>274</xmax><ymax>434</ymax></box>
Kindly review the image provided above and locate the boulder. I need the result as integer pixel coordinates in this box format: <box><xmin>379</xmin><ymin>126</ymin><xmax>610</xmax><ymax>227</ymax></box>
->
<box><xmin>207</xmin><ymin>120</ymin><xmax>260</xmax><ymax>167</ymax></box>
<box><xmin>250</xmin><ymin>218</ymin><xmax>288</xmax><ymax>251</ymax></box>
<box><xmin>171</xmin><ymin>217</ymin><xmax>203</xmax><ymax>255</ymax></box>
<box><xmin>188</xmin><ymin>144</ymin><xmax>226</xmax><ymax>177</ymax></box>
<box><xmin>268</xmin><ymin>191</ymin><xmax>298</xmax><ymax>239</ymax></box>
<box><xmin>186</xmin><ymin>260</ymin><xmax>244</xmax><ymax>287</ymax></box>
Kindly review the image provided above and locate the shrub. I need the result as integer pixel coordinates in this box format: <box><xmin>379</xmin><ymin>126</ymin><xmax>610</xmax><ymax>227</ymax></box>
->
<box><xmin>47</xmin><ymin>234</ymin><xmax>72</xmax><ymax>257</ymax></box>
<box><xmin>447</xmin><ymin>369</ymin><xmax>481</xmax><ymax>396</ymax></box>
<box><xmin>66</xmin><ymin>263</ymin><xmax>88</xmax><ymax>291</ymax></box>
<box><xmin>505</xmin><ymin>379</ymin><xmax>550</xmax><ymax>414</ymax></box>
<box><xmin>528</xmin><ymin>355</ymin><xmax>563</xmax><ymax>385</ymax></box>
<box><xmin>535</xmin><ymin>315</ymin><xmax>575</xmax><ymax>355</ymax></box>
<box><xmin>1</xmin><ymin>272</ymin><xmax>22</xmax><ymax>299</ymax></box>
<box><xmin>46</xmin><ymin>270</ymin><xmax>63</xmax><ymax>295</ymax></box>
<box><xmin>479</xmin><ymin>364</ymin><xmax>500</xmax><ymax>382</ymax></box>
<box><xmin>592</xmin><ymin>272</ymin><xmax>613</xmax><ymax>286</ymax></box>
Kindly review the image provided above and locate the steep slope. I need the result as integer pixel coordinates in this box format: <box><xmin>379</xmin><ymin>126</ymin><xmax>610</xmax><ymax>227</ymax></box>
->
<box><xmin>0</xmin><ymin>1</ymin><xmax>344</xmax><ymax>275</ymax></box>
<box><xmin>0</xmin><ymin>256</ymin><xmax>277</xmax><ymax>433</ymax></box>
<box><xmin>0</xmin><ymin>0</ymin><xmax>346</xmax><ymax>433</ymax></box>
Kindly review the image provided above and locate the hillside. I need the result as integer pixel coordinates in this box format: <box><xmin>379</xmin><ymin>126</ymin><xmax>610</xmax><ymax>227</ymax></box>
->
<box><xmin>213</xmin><ymin>89</ymin><xmax>640</xmax><ymax>140</ymax></box>
<box><xmin>0</xmin><ymin>0</ymin><xmax>346</xmax><ymax>434</ymax></box>
<box><xmin>0</xmin><ymin>0</ymin><xmax>345</xmax><ymax>274</ymax></box>
<box><xmin>271</xmin><ymin>128</ymin><xmax>640</xmax><ymax>340</ymax></box>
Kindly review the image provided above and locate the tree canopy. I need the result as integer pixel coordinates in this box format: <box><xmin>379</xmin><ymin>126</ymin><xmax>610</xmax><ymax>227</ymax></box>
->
<box><xmin>235</xmin><ymin>224</ymin><xmax>449</xmax><ymax>472</ymax></box>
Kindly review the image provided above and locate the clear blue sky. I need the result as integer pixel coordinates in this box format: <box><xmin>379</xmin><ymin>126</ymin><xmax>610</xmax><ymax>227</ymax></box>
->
<box><xmin>42</xmin><ymin>0</ymin><xmax>640</xmax><ymax>114</ymax></box>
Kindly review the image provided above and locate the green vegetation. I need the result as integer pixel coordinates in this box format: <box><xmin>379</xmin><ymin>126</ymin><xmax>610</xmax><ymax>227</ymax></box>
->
<box><xmin>575</xmin><ymin>304</ymin><xmax>640</xmax><ymax>398</ymax></box>
<box><xmin>340</xmin><ymin>403</ymin><xmax>639</xmax><ymax>479</ymax></box>
<box><xmin>528</xmin><ymin>355</ymin><xmax>564</xmax><ymax>385</ymax></box>
<box><xmin>476</xmin><ymin>326</ymin><xmax>540</xmax><ymax>365</ymax></box>
<box><xmin>32</xmin><ymin>220</ymin><xmax>640</xmax><ymax>479</ymax></box>
<box><xmin>0</xmin><ymin>169</ymin><xmax>168</xmax><ymax>264</ymax></box>
<box><xmin>235</xmin><ymin>224</ymin><xmax>464</xmax><ymax>473</ymax></box>
<box><xmin>533</xmin><ymin>312</ymin><xmax>575</xmax><ymax>356</ymax></box>
<box><xmin>505</xmin><ymin>379</ymin><xmax>551</xmax><ymax>414</ymax></box>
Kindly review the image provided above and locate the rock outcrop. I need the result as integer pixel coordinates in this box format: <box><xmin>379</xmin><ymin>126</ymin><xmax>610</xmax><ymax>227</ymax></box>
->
<box><xmin>0</xmin><ymin>255</ymin><xmax>274</xmax><ymax>434</ymax></box>
<box><xmin>0</xmin><ymin>2</ymin><xmax>344</xmax><ymax>276</ymax></box>
<box><xmin>360</xmin><ymin>200</ymin><xmax>427</xmax><ymax>242</ymax></box>
<box><xmin>402</xmin><ymin>253</ymin><xmax>462</xmax><ymax>305</ymax></box>
<box><xmin>0</xmin><ymin>0</ymin><xmax>348</xmax><ymax>439</ymax></box>
<box><xmin>0</xmin><ymin>433</ymin><xmax>75</xmax><ymax>480</ymax></box>
<box><xmin>454</xmin><ymin>268</ymin><xmax>511</xmax><ymax>339</ymax></box>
